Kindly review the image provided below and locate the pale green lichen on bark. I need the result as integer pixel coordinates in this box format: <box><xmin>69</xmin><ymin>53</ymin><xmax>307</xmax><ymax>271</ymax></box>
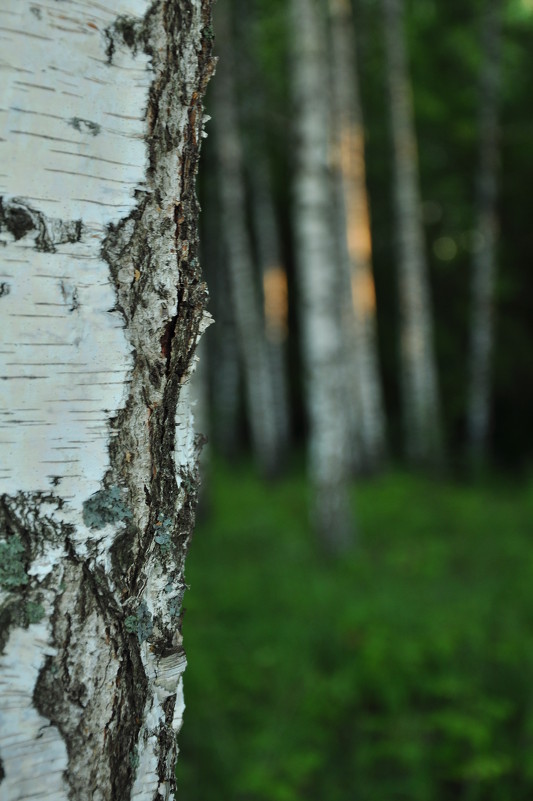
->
<box><xmin>25</xmin><ymin>601</ymin><xmax>45</xmax><ymax>624</ymax></box>
<box><xmin>82</xmin><ymin>486</ymin><xmax>132</xmax><ymax>529</ymax></box>
<box><xmin>124</xmin><ymin>601</ymin><xmax>153</xmax><ymax>643</ymax></box>
<box><xmin>0</xmin><ymin>535</ymin><xmax>28</xmax><ymax>589</ymax></box>
<box><xmin>154</xmin><ymin>516</ymin><xmax>173</xmax><ymax>554</ymax></box>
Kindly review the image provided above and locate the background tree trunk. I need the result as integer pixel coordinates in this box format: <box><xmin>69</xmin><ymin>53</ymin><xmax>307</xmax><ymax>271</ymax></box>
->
<box><xmin>329</xmin><ymin>0</ymin><xmax>387</xmax><ymax>472</ymax></box>
<box><xmin>467</xmin><ymin>0</ymin><xmax>502</xmax><ymax>466</ymax></box>
<box><xmin>290</xmin><ymin>0</ymin><xmax>354</xmax><ymax>552</ymax></box>
<box><xmin>0</xmin><ymin>2</ymin><xmax>214</xmax><ymax>798</ymax></box>
<box><xmin>211</xmin><ymin>0</ymin><xmax>282</xmax><ymax>477</ymax></box>
<box><xmin>249</xmin><ymin>155</ymin><xmax>292</xmax><ymax>460</ymax></box>
<box><xmin>382</xmin><ymin>0</ymin><xmax>443</xmax><ymax>467</ymax></box>
<box><xmin>200</xmin><ymin>143</ymin><xmax>243</xmax><ymax>462</ymax></box>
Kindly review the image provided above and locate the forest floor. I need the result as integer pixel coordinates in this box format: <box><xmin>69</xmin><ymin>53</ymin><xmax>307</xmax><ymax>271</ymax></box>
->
<box><xmin>177</xmin><ymin>460</ymin><xmax>533</xmax><ymax>801</ymax></box>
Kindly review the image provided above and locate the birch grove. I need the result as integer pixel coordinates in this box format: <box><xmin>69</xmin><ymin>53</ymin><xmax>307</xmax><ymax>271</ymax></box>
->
<box><xmin>211</xmin><ymin>0</ymin><xmax>282</xmax><ymax>477</ymax></box>
<box><xmin>0</xmin><ymin>2</ymin><xmax>214</xmax><ymax>798</ymax></box>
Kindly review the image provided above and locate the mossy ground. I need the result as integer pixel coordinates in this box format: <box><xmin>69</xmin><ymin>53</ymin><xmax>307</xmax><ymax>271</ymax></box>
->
<box><xmin>178</xmin><ymin>461</ymin><xmax>533</xmax><ymax>801</ymax></box>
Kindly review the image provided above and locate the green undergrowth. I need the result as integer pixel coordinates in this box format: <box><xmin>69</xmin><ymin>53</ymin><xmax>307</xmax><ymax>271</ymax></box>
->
<box><xmin>177</xmin><ymin>462</ymin><xmax>533</xmax><ymax>801</ymax></box>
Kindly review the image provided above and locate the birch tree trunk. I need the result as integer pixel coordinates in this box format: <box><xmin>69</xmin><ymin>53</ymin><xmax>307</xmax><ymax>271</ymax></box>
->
<box><xmin>467</xmin><ymin>0</ymin><xmax>502</xmax><ymax>465</ymax></box>
<box><xmin>0</xmin><ymin>2</ymin><xmax>214</xmax><ymax>799</ymax></box>
<box><xmin>328</xmin><ymin>0</ymin><xmax>387</xmax><ymax>472</ymax></box>
<box><xmin>290</xmin><ymin>0</ymin><xmax>353</xmax><ymax>552</ymax></box>
<box><xmin>237</xmin><ymin>0</ymin><xmax>292</xmax><ymax>463</ymax></box>
<box><xmin>249</xmin><ymin>156</ymin><xmax>292</xmax><ymax>458</ymax></box>
<box><xmin>382</xmin><ymin>0</ymin><xmax>443</xmax><ymax>466</ymax></box>
<box><xmin>211</xmin><ymin>0</ymin><xmax>281</xmax><ymax>477</ymax></box>
<box><xmin>200</xmin><ymin>143</ymin><xmax>242</xmax><ymax>461</ymax></box>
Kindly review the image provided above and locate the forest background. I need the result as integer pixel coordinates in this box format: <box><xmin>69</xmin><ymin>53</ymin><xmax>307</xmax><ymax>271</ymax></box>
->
<box><xmin>178</xmin><ymin>0</ymin><xmax>533</xmax><ymax>798</ymax></box>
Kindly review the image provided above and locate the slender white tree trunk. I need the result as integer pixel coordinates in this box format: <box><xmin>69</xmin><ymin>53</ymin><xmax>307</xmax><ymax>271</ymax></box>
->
<box><xmin>236</xmin><ymin>0</ymin><xmax>292</xmax><ymax>463</ymax></box>
<box><xmin>212</xmin><ymin>1</ymin><xmax>281</xmax><ymax>476</ymax></box>
<box><xmin>467</xmin><ymin>0</ymin><xmax>502</xmax><ymax>465</ymax></box>
<box><xmin>382</xmin><ymin>0</ymin><xmax>443</xmax><ymax>466</ymax></box>
<box><xmin>290</xmin><ymin>0</ymin><xmax>353</xmax><ymax>552</ymax></box>
<box><xmin>329</xmin><ymin>0</ymin><xmax>386</xmax><ymax>471</ymax></box>
<box><xmin>210</xmin><ymin>250</ymin><xmax>243</xmax><ymax>459</ymax></box>
<box><xmin>249</xmin><ymin>157</ymin><xmax>292</xmax><ymax>456</ymax></box>
<box><xmin>0</xmin><ymin>2</ymin><xmax>214</xmax><ymax>799</ymax></box>
<box><xmin>200</xmin><ymin>144</ymin><xmax>242</xmax><ymax>461</ymax></box>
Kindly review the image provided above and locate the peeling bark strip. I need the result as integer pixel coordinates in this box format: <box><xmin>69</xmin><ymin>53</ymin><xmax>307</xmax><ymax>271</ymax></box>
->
<box><xmin>0</xmin><ymin>3</ymin><xmax>214</xmax><ymax>800</ymax></box>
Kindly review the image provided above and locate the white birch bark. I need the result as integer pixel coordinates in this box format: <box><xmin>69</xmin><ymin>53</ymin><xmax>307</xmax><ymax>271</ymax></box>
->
<box><xmin>382</xmin><ymin>0</ymin><xmax>443</xmax><ymax>466</ymax></box>
<box><xmin>0</xmin><ymin>2</ymin><xmax>214</xmax><ymax>798</ymax></box>
<box><xmin>467</xmin><ymin>0</ymin><xmax>502</xmax><ymax>464</ymax></box>
<box><xmin>211</xmin><ymin>1</ymin><xmax>281</xmax><ymax>476</ymax></box>
<box><xmin>328</xmin><ymin>0</ymin><xmax>386</xmax><ymax>471</ymax></box>
<box><xmin>290</xmin><ymin>0</ymin><xmax>353</xmax><ymax>552</ymax></box>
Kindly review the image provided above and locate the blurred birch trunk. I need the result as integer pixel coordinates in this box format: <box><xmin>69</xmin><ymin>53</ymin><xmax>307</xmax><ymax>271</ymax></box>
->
<box><xmin>201</xmin><ymin>144</ymin><xmax>242</xmax><ymax>461</ymax></box>
<box><xmin>212</xmin><ymin>1</ymin><xmax>282</xmax><ymax>476</ymax></box>
<box><xmin>250</xmin><ymin>159</ymin><xmax>292</xmax><ymax>457</ymax></box>
<box><xmin>290</xmin><ymin>0</ymin><xmax>354</xmax><ymax>552</ymax></box>
<box><xmin>467</xmin><ymin>0</ymin><xmax>502</xmax><ymax>465</ymax></box>
<box><xmin>382</xmin><ymin>0</ymin><xmax>443</xmax><ymax>466</ymax></box>
<box><xmin>329</xmin><ymin>0</ymin><xmax>387</xmax><ymax>472</ymax></box>
<box><xmin>236</xmin><ymin>0</ymin><xmax>292</xmax><ymax>462</ymax></box>
<box><xmin>0</xmin><ymin>2</ymin><xmax>214</xmax><ymax>799</ymax></box>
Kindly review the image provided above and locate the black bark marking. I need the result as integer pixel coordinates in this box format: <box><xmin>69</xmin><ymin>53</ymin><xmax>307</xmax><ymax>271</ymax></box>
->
<box><xmin>68</xmin><ymin>117</ymin><xmax>101</xmax><ymax>136</ymax></box>
<box><xmin>0</xmin><ymin>283</ymin><xmax>10</xmax><ymax>298</ymax></box>
<box><xmin>59</xmin><ymin>281</ymin><xmax>80</xmax><ymax>312</ymax></box>
<box><xmin>104</xmin><ymin>15</ymin><xmax>147</xmax><ymax>64</ymax></box>
<box><xmin>0</xmin><ymin>197</ymin><xmax>82</xmax><ymax>253</ymax></box>
<box><xmin>160</xmin><ymin>315</ymin><xmax>178</xmax><ymax>373</ymax></box>
<box><xmin>0</xmin><ymin>199</ymin><xmax>34</xmax><ymax>240</ymax></box>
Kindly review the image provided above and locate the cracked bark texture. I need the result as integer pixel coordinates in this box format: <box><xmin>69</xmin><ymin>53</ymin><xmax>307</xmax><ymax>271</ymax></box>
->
<box><xmin>0</xmin><ymin>2</ymin><xmax>214</xmax><ymax>799</ymax></box>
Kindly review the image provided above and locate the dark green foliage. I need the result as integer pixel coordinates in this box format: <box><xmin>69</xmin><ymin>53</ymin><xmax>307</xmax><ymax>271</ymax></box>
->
<box><xmin>178</xmin><ymin>462</ymin><xmax>533</xmax><ymax>800</ymax></box>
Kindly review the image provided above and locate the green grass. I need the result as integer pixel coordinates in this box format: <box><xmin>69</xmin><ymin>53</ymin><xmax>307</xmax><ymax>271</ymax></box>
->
<box><xmin>177</xmin><ymin>463</ymin><xmax>533</xmax><ymax>801</ymax></box>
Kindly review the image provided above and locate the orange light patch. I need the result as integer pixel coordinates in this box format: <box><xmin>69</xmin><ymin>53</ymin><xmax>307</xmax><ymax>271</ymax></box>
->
<box><xmin>263</xmin><ymin>265</ymin><xmax>288</xmax><ymax>344</ymax></box>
